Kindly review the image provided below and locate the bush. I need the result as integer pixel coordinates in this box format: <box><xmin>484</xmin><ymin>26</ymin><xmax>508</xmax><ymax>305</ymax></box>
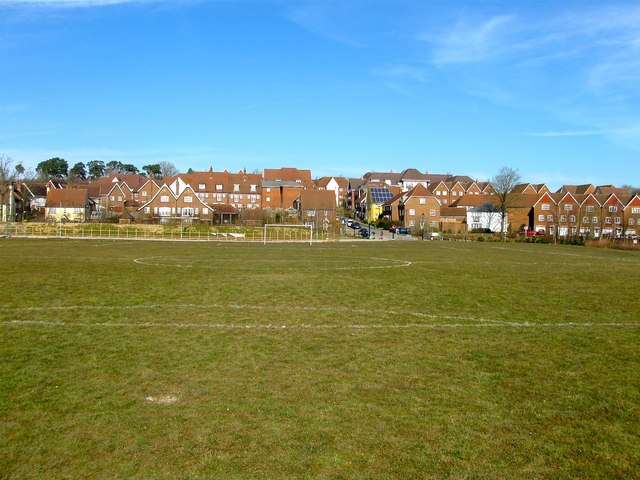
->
<box><xmin>375</xmin><ymin>217</ymin><xmax>395</xmax><ymax>230</ymax></box>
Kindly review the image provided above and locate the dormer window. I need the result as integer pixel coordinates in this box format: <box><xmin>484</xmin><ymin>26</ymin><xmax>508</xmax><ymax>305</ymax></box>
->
<box><xmin>233</xmin><ymin>184</ymin><xmax>240</xmax><ymax>192</ymax></box>
<box><xmin>216</xmin><ymin>184</ymin><xmax>223</xmax><ymax>191</ymax></box>
<box><xmin>250</xmin><ymin>184</ymin><xmax>257</xmax><ymax>192</ymax></box>
<box><xmin>199</xmin><ymin>183</ymin><xmax>206</xmax><ymax>190</ymax></box>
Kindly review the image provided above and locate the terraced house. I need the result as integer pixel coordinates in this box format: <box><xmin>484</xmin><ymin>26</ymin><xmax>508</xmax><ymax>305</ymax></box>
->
<box><xmin>32</xmin><ymin>164</ymin><xmax>637</xmax><ymax>237</ymax></box>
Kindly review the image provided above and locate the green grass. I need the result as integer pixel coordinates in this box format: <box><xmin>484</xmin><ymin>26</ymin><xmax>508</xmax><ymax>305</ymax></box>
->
<box><xmin>1</xmin><ymin>239</ymin><xmax>639</xmax><ymax>479</ymax></box>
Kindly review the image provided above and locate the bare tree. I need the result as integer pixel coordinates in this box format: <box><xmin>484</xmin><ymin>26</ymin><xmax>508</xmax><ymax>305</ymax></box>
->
<box><xmin>158</xmin><ymin>161</ymin><xmax>179</xmax><ymax>178</ymax></box>
<box><xmin>491</xmin><ymin>167</ymin><xmax>521</xmax><ymax>241</ymax></box>
<box><xmin>1</xmin><ymin>154</ymin><xmax>18</xmax><ymax>222</ymax></box>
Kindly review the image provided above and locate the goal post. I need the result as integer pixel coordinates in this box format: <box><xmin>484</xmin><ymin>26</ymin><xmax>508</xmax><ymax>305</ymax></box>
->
<box><xmin>263</xmin><ymin>223</ymin><xmax>314</xmax><ymax>245</ymax></box>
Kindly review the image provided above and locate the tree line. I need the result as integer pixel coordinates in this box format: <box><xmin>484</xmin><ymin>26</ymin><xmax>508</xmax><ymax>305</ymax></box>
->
<box><xmin>33</xmin><ymin>158</ymin><xmax>179</xmax><ymax>181</ymax></box>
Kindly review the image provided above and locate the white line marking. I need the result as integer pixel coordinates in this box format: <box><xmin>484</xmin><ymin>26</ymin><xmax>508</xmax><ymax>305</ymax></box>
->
<box><xmin>132</xmin><ymin>256</ymin><xmax>412</xmax><ymax>270</ymax></box>
<box><xmin>0</xmin><ymin>303</ymin><xmax>495</xmax><ymax>322</ymax></box>
<box><xmin>491</xmin><ymin>246</ymin><xmax>640</xmax><ymax>263</ymax></box>
<box><xmin>2</xmin><ymin>320</ymin><xmax>638</xmax><ymax>329</ymax></box>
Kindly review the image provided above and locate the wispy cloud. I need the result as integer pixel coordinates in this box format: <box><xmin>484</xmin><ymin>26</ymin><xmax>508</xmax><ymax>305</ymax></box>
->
<box><xmin>524</xmin><ymin>130</ymin><xmax>611</xmax><ymax>138</ymax></box>
<box><xmin>0</xmin><ymin>103</ymin><xmax>27</xmax><ymax>113</ymax></box>
<box><xmin>417</xmin><ymin>5</ymin><xmax>640</xmax><ymax>151</ymax></box>
<box><xmin>427</xmin><ymin>15</ymin><xmax>516</xmax><ymax>65</ymax></box>
<box><xmin>0</xmin><ymin>0</ymin><xmax>170</xmax><ymax>7</ymax></box>
<box><xmin>372</xmin><ymin>64</ymin><xmax>430</xmax><ymax>83</ymax></box>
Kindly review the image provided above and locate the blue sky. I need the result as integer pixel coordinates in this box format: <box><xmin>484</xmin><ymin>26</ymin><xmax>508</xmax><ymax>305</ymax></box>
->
<box><xmin>1</xmin><ymin>0</ymin><xmax>639</xmax><ymax>188</ymax></box>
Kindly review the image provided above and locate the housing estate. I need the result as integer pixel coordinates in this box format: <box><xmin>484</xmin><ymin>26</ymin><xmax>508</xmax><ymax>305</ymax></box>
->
<box><xmin>2</xmin><ymin>166</ymin><xmax>634</xmax><ymax>239</ymax></box>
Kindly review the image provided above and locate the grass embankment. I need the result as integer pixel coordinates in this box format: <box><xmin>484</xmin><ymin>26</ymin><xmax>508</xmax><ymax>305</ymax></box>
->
<box><xmin>0</xmin><ymin>239</ymin><xmax>638</xmax><ymax>479</ymax></box>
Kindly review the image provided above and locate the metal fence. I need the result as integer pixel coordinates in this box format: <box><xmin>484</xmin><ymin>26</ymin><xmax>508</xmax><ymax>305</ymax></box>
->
<box><xmin>0</xmin><ymin>223</ymin><xmax>332</xmax><ymax>243</ymax></box>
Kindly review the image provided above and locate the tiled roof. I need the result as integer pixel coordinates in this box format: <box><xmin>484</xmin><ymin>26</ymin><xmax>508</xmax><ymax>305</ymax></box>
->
<box><xmin>451</xmin><ymin>194</ymin><xmax>497</xmax><ymax>208</ymax></box>
<box><xmin>264</xmin><ymin>167</ymin><xmax>312</xmax><ymax>183</ymax></box>
<box><xmin>45</xmin><ymin>188</ymin><xmax>89</xmax><ymax>208</ymax></box>
<box><xmin>441</xmin><ymin>206</ymin><xmax>467</xmax><ymax>217</ymax></box>
<box><xmin>211</xmin><ymin>204</ymin><xmax>239</xmax><ymax>214</ymax></box>
<box><xmin>596</xmin><ymin>186</ymin><xmax>630</xmax><ymax>196</ymax></box>
<box><xmin>298</xmin><ymin>190</ymin><xmax>336</xmax><ymax>210</ymax></box>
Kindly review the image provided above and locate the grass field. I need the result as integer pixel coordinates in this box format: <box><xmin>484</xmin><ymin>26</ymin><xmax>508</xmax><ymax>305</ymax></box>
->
<box><xmin>1</xmin><ymin>238</ymin><xmax>639</xmax><ymax>479</ymax></box>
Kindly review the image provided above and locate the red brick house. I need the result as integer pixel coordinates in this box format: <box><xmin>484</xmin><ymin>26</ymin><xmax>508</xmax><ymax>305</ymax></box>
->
<box><xmin>294</xmin><ymin>190</ymin><xmax>337</xmax><ymax>230</ymax></box>
<box><xmin>137</xmin><ymin>184</ymin><xmax>215</xmax><ymax>223</ymax></box>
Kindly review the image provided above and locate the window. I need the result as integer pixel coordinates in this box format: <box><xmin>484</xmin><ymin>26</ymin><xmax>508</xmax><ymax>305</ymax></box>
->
<box><xmin>564</xmin><ymin>204</ymin><xmax>573</xmax><ymax>211</ymax></box>
<box><xmin>250</xmin><ymin>185</ymin><xmax>257</xmax><ymax>192</ymax></box>
<box><xmin>233</xmin><ymin>194</ymin><xmax>240</xmax><ymax>202</ymax></box>
<box><xmin>266</xmin><ymin>196</ymin><xmax>271</xmax><ymax>202</ymax></box>
<box><xmin>266</xmin><ymin>187</ymin><xmax>271</xmax><ymax>193</ymax></box>
<box><xmin>586</xmin><ymin>205</ymin><xmax>595</xmax><ymax>212</ymax></box>
<box><xmin>632</xmin><ymin>207</ymin><xmax>640</xmax><ymax>214</ymax></box>
<box><xmin>216</xmin><ymin>184</ymin><xmax>223</xmax><ymax>191</ymax></box>
<box><xmin>195</xmin><ymin>208</ymin><xmax>199</xmax><ymax>215</ymax></box>
<box><xmin>409</xmin><ymin>209</ymin><xmax>415</xmax><ymax>216</ymax></box>
<box><xmin>171</xmin><ymin>207</ymin><xmax>176</xmax><ymax>214</ymax></box>
<box><xmin>160</xmin><ymin>195</ymin><xmax>169</xmax><ymax>203</ymax></box>
<box><xmin>442</xmin><ymin>199</ymin><xmax>447</xmax><ymax>205</ymax></box>
<box><xmin>409</xmin><ymin>220</ymin><xmax>415</xmax><ymax>226</ymax></box>
<box><xmin>419</xmin><ymin>198</ymin><xmax>426</xmax><ymax>205</ymax></box>
<box><xmin>110</xmin><ymin>195</ymin><xmax>115</xmax><ymax>201</ymax></box>
<box><xmin>181</xmin><ymin>207</ymin><xmax>194</xmax><ymax>216</ymax></box>
<box><xmin>153</xmin><ymin>207</ymin><xmax>158</xmax><ymax>215</ymax></box>
<box><xmin>605</xmin><ymin>217</ymin><xmax>612</xmax><ymax>224</ymax></box>
<box><xmin>436</xmin><ymin>191</ymin><xmax>441</xmax><ymax>196</ymax></box>
<box><xmin>472</xmin><ymin>214</ymin><xmax>480</xmax><ymax>223</ymax></box>
<box><xmin>452</xmin><ymin>191</ymin><xmax>457</xmax><ymax>196</ymax></box>
<box><xmin>560</xmin><ymin>215</ymin><xmax>567</xmax><ymax>222</ymax></box>
<box><xmin>615</xmin><ymin>217</ymin><xmax>621</xmax><ymax>224</ymax></box>
<box><xmin>199</xmin><ymin>183</ymin><xmax>206</xmax><ymax>190</ymax></box>
<box><xmin>541</xmin><ymin>204</ymin><xmax>550</xmax><ymax>211</ymax></box>
<box><xmin>216</xmin><ymin>194</ymin><xmax>223</xmax><ymax>202</ymax></box>
<box><xmin>582</xmin><ymin>216</ymin><xmax>589</xmax><ymax>224</ymax></box>
<box><xmin>609</xmin><ymin>205</ymin><xmax>618</xmax><ymax>212</ymax></box>
<box><xmin>430</xmin><ymin>209</ymin><xmax>436</xmax><ymax>216</ymax></box>
<box><xmin>117</xmin><ymin>196</ymin><xmax>122</xmax><ymax>202</ymax></box>
<box><xmin>538</xmin><ymin>215</ymin><xmax>545</xmax><ymax>221</ymax></box>
<box><xmin>593</xmin><ymin>216</ymin><xmax>599</xmax><ymax>224</ymax></box>
<box><xmin>142</xmin><ymin>191</ymin><xmax>147</xmax><ymax>197</ymax></box>
<box><xmin>547</xmin><ymin>215</ymin><xmax>554</xmax><ymax>222</ymax></box>
<box><xmin>233</xmin><ymin>184</ymin><xmax>240</xmax><ymax>192</ymax></box>
<box><xmin>73</xmin><ymin>208</ymin><xmax>83</xmax><ymax>214</ymax></box>
<box><xmin>144</xmin><ymin>207</ymin><xmax>150</xmax><ymax>214</ymax></box>
<box><xmin>250</xmin><ymin>195</ymin><xmax>257</xmax><ymax>203</ymax></box>
<box><xmin>569</xmin><ymin>215</ymin><xmax>576</xmax><ymax>222</ymax></box>
<box><xmin>429</xmin><ymin>221</ymin><xmax>436</xmax><ymax>227</ymax></box>
<box><xmin>159</xmin><ymin>207</ymin><xmax>170</xmax><ymax>217</ymax></box>
<box><xmin>184</xmin><ymin>196</ymin><xmax>193</xmax><ymax>203</ymax></box>
<box><xmin>630</xmin><ymin>218</ymin><xmax>635</xmax><ymax>225</ymax></box>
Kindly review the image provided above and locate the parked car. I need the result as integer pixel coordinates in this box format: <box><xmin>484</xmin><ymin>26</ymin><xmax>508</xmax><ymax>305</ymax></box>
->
<box><xmin>518</xmin><ymin>230</ymin><xmax>536</xmax><ymax>236</ymax></box>
<box><xmin>359</xmin><ymin>227</ymin><xmax>369</xmax><ymax>238</ymax></box>
<box><xmin>350</xmin><ymin>222</ymin><xmax>361</xmax><ymax>230</ymax></box>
